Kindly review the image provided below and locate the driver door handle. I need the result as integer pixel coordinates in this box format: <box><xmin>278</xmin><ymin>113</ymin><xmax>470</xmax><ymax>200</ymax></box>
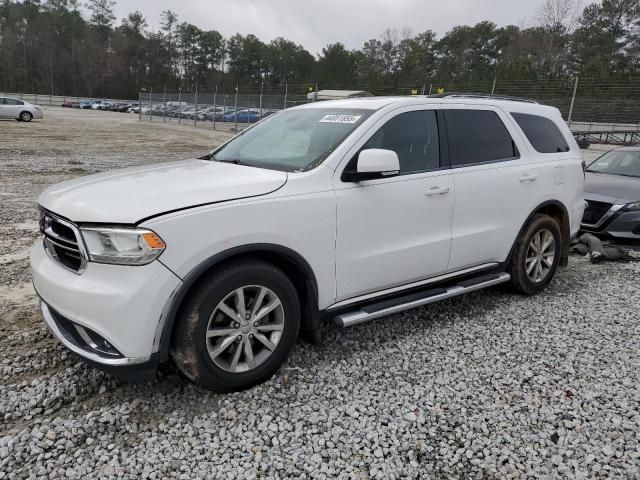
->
<box><xmin>425</xmin><ymin>186</ymin><xmax>450</xmax><ymax>196</ymax></box>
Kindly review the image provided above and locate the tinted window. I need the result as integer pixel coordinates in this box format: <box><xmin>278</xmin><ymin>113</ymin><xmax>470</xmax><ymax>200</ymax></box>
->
<box><xmin>445</xmin><ymin>110</ymin><xmax>518</xmax><ymax>166</ymax></box>
<box><xmin>5</xmin><ymin>98</ymin><xmax>24</xmax><ymax>105</ymax></box>
<box><xmin>511</xmin><ymin>112</ymin><xmax>569</xmax><ymax>153</ymax></box>
<box><xmin>360</xmin><ymin>110</ymin><xmax>440</xmax><ymax>174</ymax></box>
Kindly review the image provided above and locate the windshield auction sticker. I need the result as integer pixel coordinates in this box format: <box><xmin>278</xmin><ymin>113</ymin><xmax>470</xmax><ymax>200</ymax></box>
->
<box><xmin>319</xmin><ymin>114</ymin><xmax>362</xmax><ymax>124</ymax></box>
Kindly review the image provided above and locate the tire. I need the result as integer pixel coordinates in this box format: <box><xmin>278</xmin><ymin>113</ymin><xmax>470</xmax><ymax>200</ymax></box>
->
<box><xmin>19</xmin><ymin>111</ymin><xmax>33</xmax><ymax>122</ymax></box>
<box><xmin>508</xmin><ymin>214</ymin><xmax>561</xmax><ymax>295</ymax></box>
<box><xmin>577</xmin><ymin>138</ymin><xmax>591</xmax><ymax>149</ymax></box>
<box><xmin>171</xmin><ymin>260</ymin><xmax>300</xmax><ymax>392</ymax></box>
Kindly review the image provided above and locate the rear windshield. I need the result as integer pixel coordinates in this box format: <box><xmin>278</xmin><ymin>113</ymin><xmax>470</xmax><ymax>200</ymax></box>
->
<box><xmin>209</xmin><ymin>108</ymin><xmax>372</xmax><ymax>172</ymax></box>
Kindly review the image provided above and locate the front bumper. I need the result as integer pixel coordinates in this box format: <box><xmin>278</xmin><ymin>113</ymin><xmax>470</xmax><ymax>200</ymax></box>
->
<box><xmin>31</xmin><ymin>241</ymin><xmax>182</xmax><ymax>373</ymax></box>
<box><xmin>581</xmin><ymin>208</ymin><xmax>640</xmax><ymax>240</ymax></box>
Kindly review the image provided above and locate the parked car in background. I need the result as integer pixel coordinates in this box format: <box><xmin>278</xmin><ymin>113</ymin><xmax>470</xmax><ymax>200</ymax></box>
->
<box><xmin>223</xmin><ymin>109</ymin><xmax>261</xmax><ymax>123</ymax></box>
<box><xmin>91</xmin><ymin>101</ymin><xmax>103</xmax><ymax>110</ymax></box>
<box><xmin>62</xmin><ymin>101</ymin><xmax>78</xmax><ymax>108</ymax></box>
<box><xmin>109</xmin><ymin>103</ymin><xmax>129</xmax><ymax>112</ymax></box>
<box><xmin>79</xmin><ymin>101</ymin><xmax>93</xmax><ymax>109</ymax></box>
<box><xmin>98</xmin><ymin>101</ymin><xmax>113</xmax><ymax>111</ymax></box>
<box><xmin>581</xmin><ymin>147</ymin><xmax>640</xmax><ymax>241</ymax></box>
<box><xmin>32</xmin><ymin>95</ymin><xmax>584</xmax><ymax>391</ymax></box>
<box><xmin>0</xmin><ymin>96</ymin><xmax>43</xmax><ymax>122</ymax></box>
<box><xmin>203</xmin><ymin>107</ymin><xmax>228</xmax><ymax>122</ymax></box>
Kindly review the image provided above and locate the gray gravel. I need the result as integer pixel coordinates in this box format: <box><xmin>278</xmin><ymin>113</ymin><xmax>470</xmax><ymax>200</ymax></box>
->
<box><xmin>1</xmin><ymin>109</ymin><xmax>640</xmax><ymax>479</ymax></box>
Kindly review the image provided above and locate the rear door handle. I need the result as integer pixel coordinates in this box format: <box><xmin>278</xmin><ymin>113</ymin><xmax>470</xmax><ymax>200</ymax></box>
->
<box><xmin>425</xmin><ymin>186</ymin><xmax>450</xmax><ymax>196</ymax></box>
<box><xmin>519</xmin><ymin>173</ymin><xmax>538</xmax><ymax>183</ymax></box>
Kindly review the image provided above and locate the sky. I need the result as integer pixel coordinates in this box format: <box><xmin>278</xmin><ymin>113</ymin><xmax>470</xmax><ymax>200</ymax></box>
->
<box><xmin>112</xmin><ymin>0</ymin><xmax>547</xmax><ymax>56</ymax></box>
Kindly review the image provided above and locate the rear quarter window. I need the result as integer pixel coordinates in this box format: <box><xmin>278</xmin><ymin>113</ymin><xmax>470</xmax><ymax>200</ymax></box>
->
<box><xmin>511</xmin><ymin>112</ymin><xmax>570</xmax><ymax>154</ymax></box>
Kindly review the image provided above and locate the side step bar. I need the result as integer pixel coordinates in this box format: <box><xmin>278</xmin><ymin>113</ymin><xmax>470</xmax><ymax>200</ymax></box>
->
<box><xmin>334</xmin><ymin>272</ymin><xmax>511</xmax><ymax>328</ymax></box>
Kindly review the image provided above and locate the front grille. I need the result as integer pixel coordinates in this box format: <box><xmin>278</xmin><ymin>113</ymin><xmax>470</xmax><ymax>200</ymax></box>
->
<box><xmin>40</xmin><ymin>211</ymin><xmax>87</xmax><ymax>272</ymax></box>
<box><xmin>582</xmin><ymin>200</ymin><xmax>613</xmax><ymax>225</ymax></box>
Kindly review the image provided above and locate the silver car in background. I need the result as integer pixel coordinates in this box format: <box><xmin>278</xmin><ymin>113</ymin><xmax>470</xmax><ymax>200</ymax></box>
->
<box><xmin>0</xmin><ymin>96</ymin><xmax>43</xmax><ymax>122</ymax></box>
<box><xmin>581</xmin><ymin>147</ymin><xmax>640</xmax><ymax>241</ymax></box>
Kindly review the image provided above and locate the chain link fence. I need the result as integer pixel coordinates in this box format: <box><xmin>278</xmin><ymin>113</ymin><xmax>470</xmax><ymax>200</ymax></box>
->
<box><xmin>136</xmin><ymin>90</ymin><xmax>308</xmax><ymax>133</ymax></box>
<box><xmin>136</xmin><ymin>77</ymin><xmax>640</xmax><ymax>140</ymax></box>
<box><xmin>0</xmin><ymin>92</ymin><xmax>136</xmax><ymax>107</ymax></box>
<box><xmin>5</xmin><ymin>76</ymin><xmax>639</xmax><ymax>142</ymax></box>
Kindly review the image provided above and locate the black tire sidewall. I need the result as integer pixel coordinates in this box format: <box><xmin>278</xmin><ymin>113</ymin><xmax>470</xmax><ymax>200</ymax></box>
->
<box><xmin>512</xmin><ymin>215</ymin><xmax>561</xmax><ymax>294</ymax></box>
<box><xmin>173</xmin><ymin>261</ymin><xmax>300</xmax><ymax>392</ymax></box>
<box><xmin>20</xmin><ymin>112</ymin><xmax>32</xmax><ymax>122</ymax></box>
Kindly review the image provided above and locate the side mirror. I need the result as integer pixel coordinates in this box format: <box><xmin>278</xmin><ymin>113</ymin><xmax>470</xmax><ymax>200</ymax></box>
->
<box><xmin>344</xmin><ymin>149</ymin><xmax>400</xmax><ymax>182</ymax></box>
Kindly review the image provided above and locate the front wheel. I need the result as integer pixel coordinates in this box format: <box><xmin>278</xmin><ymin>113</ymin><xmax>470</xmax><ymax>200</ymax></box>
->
<box><xmin>508</xmin><ymin>214</ymin><xmax>561</xmax><ymax>295</ymax></box>
<box><xmin>19</xmin><ymin>111</ymin><xmax>33</xmax><ymax>122</ymax></box>
<box><xmin>171</xmin><ymin>260</ymin><xmax>300</xmax><ymax>392</ymax></box>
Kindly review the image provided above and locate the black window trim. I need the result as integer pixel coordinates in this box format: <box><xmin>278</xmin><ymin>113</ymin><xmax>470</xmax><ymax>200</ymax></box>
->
<box><xmin>340</xmin><ymin>107</ymin><xmax>448</xmax><ymax>182</ymax></box>
<box><xmin>442</xmin><ymin>107</ymin><xmax>521</xmax><ymax>170</ymax></box>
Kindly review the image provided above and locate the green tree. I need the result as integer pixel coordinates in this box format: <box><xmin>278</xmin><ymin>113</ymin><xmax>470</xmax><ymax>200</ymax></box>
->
<box><xmin>315</xmin><ymin>43</ymin><xmax>357</xmax><ymax>87</ymax></box>
<box><xmin>572</xmin><ymin>0</ymin><xmax>640</xmax><ymax>76</ymax></box>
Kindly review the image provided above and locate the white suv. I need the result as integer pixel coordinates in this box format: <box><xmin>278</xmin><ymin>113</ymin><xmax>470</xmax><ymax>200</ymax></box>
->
<box><xmin>31</xmin><ymin>95</ymin><xmax>585</xmax><ymax>391</ymax></box>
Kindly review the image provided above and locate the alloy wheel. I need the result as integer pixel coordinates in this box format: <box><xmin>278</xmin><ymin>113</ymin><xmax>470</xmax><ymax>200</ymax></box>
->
<box><xmin>205</xmin><ymin>285</ymin><xmax>285</xmax><ymax>373</ymax></box>
<box><xmin>525</xmin><ymin>228</ymin><xmax>556</xmax><ymax>283</ymax></box>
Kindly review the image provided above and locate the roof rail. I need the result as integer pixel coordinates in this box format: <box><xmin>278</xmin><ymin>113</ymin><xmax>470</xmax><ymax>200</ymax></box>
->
<box><xmin>428</xmin><ymin>92</ymin><xmax>539</xmax><ymax>104</ymax></box>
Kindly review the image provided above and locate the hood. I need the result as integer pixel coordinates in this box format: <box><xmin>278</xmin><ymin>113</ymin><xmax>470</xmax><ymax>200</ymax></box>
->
<box><xmin>584</xmin><ymin>171</ymin><xmax>640</xmax><ymax>204</ymax></box>
<box><xmin>38</xmin><ymin>159</ymin><xmax>287</xmax><ymax>224</ymax></box>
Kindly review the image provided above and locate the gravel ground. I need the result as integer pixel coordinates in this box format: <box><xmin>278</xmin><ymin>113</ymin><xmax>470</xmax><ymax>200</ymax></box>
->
<box><xmin>1</xmin><ymin>109</ymin><xmax>639</xmax><ymax>479</ymax></box>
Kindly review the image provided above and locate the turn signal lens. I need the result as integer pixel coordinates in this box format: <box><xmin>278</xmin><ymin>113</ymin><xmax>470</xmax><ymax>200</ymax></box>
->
<box><xmin>142</xmin><ymin>232</ymin><xmax>166</xmax><ymax>249</ymax></box>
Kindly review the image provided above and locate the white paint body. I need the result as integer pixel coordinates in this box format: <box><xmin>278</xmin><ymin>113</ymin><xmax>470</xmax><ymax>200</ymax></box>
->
<box><xmin>31</xmin><ymin>97</ymin><xmax>585</xmax><ymax>361</ymax></box>
<box><xmin>0</xmin><ymin>96</ymin><xmax>43</xmax><ymax>120</ymax></box>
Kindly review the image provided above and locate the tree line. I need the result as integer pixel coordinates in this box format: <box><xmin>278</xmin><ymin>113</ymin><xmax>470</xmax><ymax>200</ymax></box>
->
<box><xmin>0</xmin><ymin>0</ymin><xmax>638</xmax><ymax>99</ymax></box>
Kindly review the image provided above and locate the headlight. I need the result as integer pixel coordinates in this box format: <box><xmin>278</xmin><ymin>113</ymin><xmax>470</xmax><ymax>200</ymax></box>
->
<box><xmin>80</xmin><ymin>227</ymin><xmax>165</xmax><ymax>265</ymax></box>
<box><xmin>623</xmin><ymin>201</ymin><xmax>640</xmax><ymax>211</ymax></box>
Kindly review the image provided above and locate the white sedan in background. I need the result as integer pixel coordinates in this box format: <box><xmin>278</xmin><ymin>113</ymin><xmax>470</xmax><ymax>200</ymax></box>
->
<box><xmin>0</xmin><ymin>97</ymin><xmax>43</xmax><ymax>122</ymax></box>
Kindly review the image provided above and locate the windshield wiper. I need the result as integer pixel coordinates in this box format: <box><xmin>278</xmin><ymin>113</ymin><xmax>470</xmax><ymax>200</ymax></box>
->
<box><xmin>215</xmin><ymin>158</ymin><xmax>254</xmax><ymax>167</ymax></box>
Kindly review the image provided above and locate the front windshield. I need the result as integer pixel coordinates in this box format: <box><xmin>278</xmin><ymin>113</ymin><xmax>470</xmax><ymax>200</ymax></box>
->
<box><xmin>210</xmin><ymin>108</ymin><xmax>372</xmax><ymax>172</ymax></box>
<box><xmin>587</xmin><ymin>150</ymin><xmax>640</xmax><ymax>177</ymax></box>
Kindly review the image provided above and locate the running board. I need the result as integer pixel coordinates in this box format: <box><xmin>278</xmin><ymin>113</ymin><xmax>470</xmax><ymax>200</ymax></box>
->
<box><xmin>334</xmin><ymin>272</ymin><xmax>511</xmax><ymax>328</ymax></box>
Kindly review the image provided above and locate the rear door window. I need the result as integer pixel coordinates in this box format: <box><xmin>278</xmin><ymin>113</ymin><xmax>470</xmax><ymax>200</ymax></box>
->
<box><xmin>444</xmin><ymin>109</ymin><xmax>519</xmax><ymax>167</ymax></box>
<box><xmin>511</xmin><ymin>112</ymin><xmax>570</xmax><ymax>153</ymax></box>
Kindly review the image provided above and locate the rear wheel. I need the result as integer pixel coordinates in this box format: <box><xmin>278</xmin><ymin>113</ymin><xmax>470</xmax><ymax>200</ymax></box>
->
<box><xmin>508</xmin><ymin>214</ymin><xmax>561</xmax><ymax>295</ymax></box>
<box><xmin>19</xmin><ymin>111</ymin><xmax>33</xmax><ymax>122</ymax></box>
<box><xmin>171</xmin><ymin>260</ymin><xmax>300</xmax><ymax>392</ymax></box>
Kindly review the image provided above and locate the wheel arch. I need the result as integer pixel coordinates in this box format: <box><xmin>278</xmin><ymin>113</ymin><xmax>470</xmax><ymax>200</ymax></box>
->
<box><xmin>507</xmin><ymin>200</ymin><xmax>571</xmax><ymax>268</ymax></box>
<box><xmin>156</xmin><ymin>243</ymin><xmax>321</xmax><ymax>363</ymax></box>
<box><xmin>18</xmin><ymin>110</ymin><xmax>33</xmax><ymax>121</ymax></box>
